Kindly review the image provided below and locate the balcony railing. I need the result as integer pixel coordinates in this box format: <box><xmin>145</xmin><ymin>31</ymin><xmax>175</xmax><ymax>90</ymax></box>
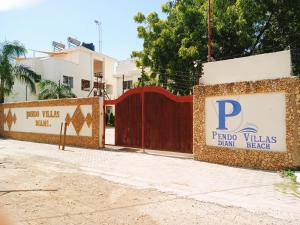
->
<box><xmin>94</xmin><ymin>82</ymin><xmax>105</xmax><ymax>89</ymax></box>
<box><xmin>94</xmin><ymin>72</ymin><xmax>103</xmax><ymax>78</ymax></box>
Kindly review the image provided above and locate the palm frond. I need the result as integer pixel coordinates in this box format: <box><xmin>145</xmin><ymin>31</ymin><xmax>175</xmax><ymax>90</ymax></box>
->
<box><xmin>1</xmin><ymin>86</ymin><xmax>12</xmax><ymax>96</ymax></box>
<box><xmin>59</xmin><ymin>84</ymin><xmax>77</xmax><ymax>98</ymax></box>
<box><xmin>1</xmin><ymin>41</ymin><xmax>26</xmax><ymax>59</ymax></box>
<box><xmin>38</xmin><ymin>80</ymin><xmax>76</xmax><ymax>100</ymax></box>
<box><xmin>13</xmin><ymin>65</ymin><xmax>41</xmax><ymax>93</ymax></box>
<box><xmin>38</xmin><ymin>81</ymin><xmax>58</xmax><ymax>100</ymax></box>
<box><xmin>38</xmin><ymin>80</ymin><xmax>58</xmax><ymax>89</ymax></box>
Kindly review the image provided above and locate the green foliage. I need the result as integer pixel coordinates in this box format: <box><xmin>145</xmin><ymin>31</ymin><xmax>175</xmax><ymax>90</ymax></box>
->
<box><xmin>275</xmin><ymin>169</ymin><xmax>300</xmax><ymax>198</ymax></box>
<box><xmin>109</xmin><ymin>113</ymin><xmax>115</xmax><ymax>126</ymax></box>
<box><xmin>282</xmin><ymin>169</ymin><xmax>297</xmax><ymax>183</ymax></box>
<box><xmin>0</xmin><ymin>41</ymin><xmax>41</xmax><ymax>103</ymax></box>
<box><xmin>105</xmin><ymin>113</ymin><xmax>109</xmax><ymax>125</ymax></box>
<box><xmin>134</xmin><ymin>68</ymin><xmax>159</xmax><ymax>88</ymax></box>
<box><xmin>38</xmin><ymin>80</ymin><xmax>76</xmax><ymax>100</ymax></box>
<box><xmin>132</xmin><ymin>0</ymin><xmax>300</xmax><ymax>94</ymax></box>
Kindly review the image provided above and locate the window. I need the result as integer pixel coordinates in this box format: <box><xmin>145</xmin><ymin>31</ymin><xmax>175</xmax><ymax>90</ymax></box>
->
<box><xmin>81</xmin><ymin>79</ymin><xmax>90</xmax><ymax>91</ymax></box>
<box><xmin>63</xmin><ymin>76</ymin><xmax>73</xmax><ymax>88</ymax></box>
<box><xmin>123</xmin><ymin>80</ymin><xmax>133</xmax><ymax>90</ymax></box>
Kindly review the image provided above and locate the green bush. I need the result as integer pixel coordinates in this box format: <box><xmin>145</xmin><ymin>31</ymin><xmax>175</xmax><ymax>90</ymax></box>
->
<box><xmin>105</xmin><ymin>113</ymin><xmax>109</xmax><ymax>125</ymax></box>
<box><xmin>109</xmin><ymin>113</ymin><xmax>115</xmax><ymax>126</ymax></box>
<box><xmin>282</xmin><ymin>169</ymin><xmax>297</xmax><ymax>183</ymax></box>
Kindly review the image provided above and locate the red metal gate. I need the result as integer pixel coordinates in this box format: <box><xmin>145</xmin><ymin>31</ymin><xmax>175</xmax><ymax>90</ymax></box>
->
<box><xmin>105</xmin><ymin>86</ymin><xmax>193</xmax><ymax>153</ymax></box>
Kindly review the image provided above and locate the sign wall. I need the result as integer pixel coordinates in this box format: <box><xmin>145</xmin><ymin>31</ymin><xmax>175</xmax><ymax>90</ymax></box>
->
<box><xmin>0</xmin><ymin>97</ymin><xmax>103</xmax><ymax>149</ymax></box>
<box><xmin>205</xmin><ymin>93</ymin><xmax>286</xmax><ymax>152</ymax></box>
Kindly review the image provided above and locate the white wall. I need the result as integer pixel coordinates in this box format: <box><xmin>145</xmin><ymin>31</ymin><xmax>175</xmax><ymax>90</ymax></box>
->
<box><xmin>201</xmin><ymin>50</ymin><xmax>292</xmax><ymax>85</ymax></box>
<box><xmin>103</xmin><ymin>57</ymin><xmax>118</xmax><ymax>99</ymax></box>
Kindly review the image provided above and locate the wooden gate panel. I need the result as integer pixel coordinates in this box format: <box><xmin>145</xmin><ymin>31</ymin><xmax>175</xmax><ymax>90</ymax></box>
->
<box><xmin>144</xmin><ymin>91</ymin><xmax>193</xmax><ymax>153</ymax></box>
<box><xmin>115</xmin><ymin>93</ymin><xmax>142</xmax><ymax>148</ymax></box>
<box><xmin>107</xmin><ymin>86</ymin><xmax>193</xmax><ymax>153</ymax></box>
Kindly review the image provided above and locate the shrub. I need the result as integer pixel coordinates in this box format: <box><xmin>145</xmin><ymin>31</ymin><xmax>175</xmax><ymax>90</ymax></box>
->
<box><xmin>109</xmin><ymin>113</ymin><xmax>115</xmax><ymax>126</ymax></box>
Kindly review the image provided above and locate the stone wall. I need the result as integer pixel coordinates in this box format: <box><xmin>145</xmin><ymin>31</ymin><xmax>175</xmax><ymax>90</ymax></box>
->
<box><xmin>193</xmin><ymin>77</ymin><xmax>300</xmax><ymax>170</ymax></box>
<box><xmin>0</xmin><ymin>97</ymin><xmax>104</xmax><ymax>149</ymax></box>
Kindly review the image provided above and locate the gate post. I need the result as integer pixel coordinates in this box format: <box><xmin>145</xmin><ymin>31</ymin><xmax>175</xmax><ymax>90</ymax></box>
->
<box><xmin>99</xmin><ymin>97</ymin><xmax>105</xmax><ymax>148</ymax></box>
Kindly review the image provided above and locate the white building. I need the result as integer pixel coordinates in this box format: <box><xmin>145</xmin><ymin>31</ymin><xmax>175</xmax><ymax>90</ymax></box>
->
<box><xmin>114</xmin><ymin>59</ymin><xmax>142</xmax><ymax>97</ymax></box>
<box><xmin>6</xmin><ymin>46</ymin><xmax>118</xmax><ymax>102</ymax></box>
<box><xmin>7</xmin><ymin>47</ymin><xmax>143</xmax><ymax>105</ymax></box>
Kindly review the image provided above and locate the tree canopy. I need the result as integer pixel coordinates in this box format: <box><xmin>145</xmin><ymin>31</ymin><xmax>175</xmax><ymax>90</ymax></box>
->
<box><xmin>133</xmin><ymin>0</ymin><xmax>300</xmax><ymax>95</ymax></box>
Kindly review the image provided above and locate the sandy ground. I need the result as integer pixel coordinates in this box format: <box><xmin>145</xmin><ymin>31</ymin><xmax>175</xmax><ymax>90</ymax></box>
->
<box><xmin>0</xmin><ymin>140</ymin><xmax>299</xmax><ymax>225</ymax></box>
<box><xmin>0</xmin><ymin>154</ymin><xmax>294</xmax><ymax>225</ymax></box>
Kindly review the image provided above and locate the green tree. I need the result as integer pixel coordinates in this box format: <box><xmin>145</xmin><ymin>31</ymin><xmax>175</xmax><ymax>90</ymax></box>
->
<box><xmin>134</xmin><ymin>72</ymin><xmax>159</xmax><ymax>87</ymax></box>
<box><xmin>0</xmin><ymin>41</ymin><xmax>41</xmax><ymax>103</ymax></box>
<box><xmin>105</xmin><ymin>113</ymin><xmax>109</xmax><ymax>125</ymax></box>
<box><xmin>109</xmin><ymin>112</ymin><xmax>115</xmax><ymax>126</ymax></box>
<box><xmin>38</xmin><ymin>80</ymin><xmax>76</xmax><ymax>100</ymax></box>
<box><xmin>133</xmin><ymin>0</ymin><xmax>300</xmax><ymax>94</ymax></box>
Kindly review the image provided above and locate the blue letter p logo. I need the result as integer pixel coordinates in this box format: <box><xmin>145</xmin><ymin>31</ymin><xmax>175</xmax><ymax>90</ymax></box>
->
<box><xmin>216</xmin><ymin>100</ymin><xmax>241</xmax><ymax>130</ymax></box>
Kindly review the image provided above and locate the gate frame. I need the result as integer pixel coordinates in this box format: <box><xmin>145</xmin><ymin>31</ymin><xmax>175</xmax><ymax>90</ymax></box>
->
<box><xmin>105</xmin><ymin>86</ymin><xmax>193</xmax><ymax>150</ymax></box>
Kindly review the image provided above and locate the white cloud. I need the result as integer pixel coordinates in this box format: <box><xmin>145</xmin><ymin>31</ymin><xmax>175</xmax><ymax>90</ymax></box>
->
<box><xmin>0</xmin><ymin>0</ymin><xmax>42</xmax><ymax>11</ymax></box>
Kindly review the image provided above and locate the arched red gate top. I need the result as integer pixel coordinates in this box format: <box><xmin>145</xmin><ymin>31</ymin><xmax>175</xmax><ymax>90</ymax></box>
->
<box><xmin>105</xmin><ymin>86</ymin><xmax>193</xmax><ymax>105</ymax></box>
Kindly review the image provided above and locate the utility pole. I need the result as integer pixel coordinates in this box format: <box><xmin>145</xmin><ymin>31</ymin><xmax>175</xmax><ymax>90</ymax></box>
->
<box><xmin>208</xmin><ymin>0</ymin><xmax>212</xmax><ymax>62</ymax></box>
<box><xmin>94</xmin><ymin>20</ymin><xmax>102</xmax><ymax>53</ymax></box>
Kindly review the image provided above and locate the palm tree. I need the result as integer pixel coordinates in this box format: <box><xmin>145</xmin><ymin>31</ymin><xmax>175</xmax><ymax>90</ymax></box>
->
<box><xmin>38</xmin><ymin>80</ymin><xmax>76</xmax><ymax>100</ymax></box>
<box><xmin>0</xmin><ymin>41</ymin><xmax>41</xmax><ymax>103</ymax></box>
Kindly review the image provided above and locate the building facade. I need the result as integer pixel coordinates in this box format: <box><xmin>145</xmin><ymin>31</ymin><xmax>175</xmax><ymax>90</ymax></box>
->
<box><xmin>6</xmin><ymin>47</ymin><xmax>118</xmax><ymax>103</ymax></box>
<box><xmin>114</xmin><ymin>59</ymin><xmax>142</xmax><ymax>97</ymax></box>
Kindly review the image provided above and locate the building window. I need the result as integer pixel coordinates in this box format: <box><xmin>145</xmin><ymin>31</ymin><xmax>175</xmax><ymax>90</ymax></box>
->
<box><xmin>123</xmin><ymin>80</ymin><xmax>133</xmax><ymax>90</ymax></box>
<box><xmin>63</xmin><ymin>75</ymin><xmax>73</xmax><ymax>88</ymax></box>
<box><xmin>81</xmin><ymin>79</ymin><xmax>90</xmax><ymax>91</ymax></box>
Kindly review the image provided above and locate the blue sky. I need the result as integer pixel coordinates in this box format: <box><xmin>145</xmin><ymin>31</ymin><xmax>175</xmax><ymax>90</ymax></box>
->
<box><xmin>0</xmin><ymin>0</ymin><xmax>166</xmax><ymax>60</ymax></box>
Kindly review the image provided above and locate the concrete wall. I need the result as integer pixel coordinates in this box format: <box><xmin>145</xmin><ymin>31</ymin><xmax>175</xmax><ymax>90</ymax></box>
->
<box><xmin>0</xmin><ymin>97</ymin><xmax>104</xmax><ymax>149</ymax></box>
<box><xmin>193</xmin><ymin>77</ymin><xmax>300</xmax><ymax>170</ymax></box>
<box><xmin>201</xmin><ymin>50</ymin><xmax>292</xmax><ymax>85</ymax></box>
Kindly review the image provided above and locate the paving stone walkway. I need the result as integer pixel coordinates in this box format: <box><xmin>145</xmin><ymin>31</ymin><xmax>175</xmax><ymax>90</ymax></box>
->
<box><xmin>0</xmin><ymin>139</ymin><xmax>299</xmax><ymax>222</ymax></box>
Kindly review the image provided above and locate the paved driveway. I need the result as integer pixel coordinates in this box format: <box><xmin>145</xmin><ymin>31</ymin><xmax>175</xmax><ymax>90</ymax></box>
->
<box><xmin>0</xmin><ymin>139</ymin><xmax>299</xmax><ymax>222</ymax></box>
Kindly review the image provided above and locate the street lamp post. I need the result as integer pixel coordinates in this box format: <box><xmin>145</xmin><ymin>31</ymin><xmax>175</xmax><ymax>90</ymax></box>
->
<box><xmin>94</xmin><ymin>20</ymin><xmax>102</xmax><ymax>53</ymax></box>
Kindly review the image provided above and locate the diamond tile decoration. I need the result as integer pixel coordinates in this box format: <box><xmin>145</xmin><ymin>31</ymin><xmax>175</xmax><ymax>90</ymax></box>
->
<box><xmin>65</xmin><ymin>113</ymin><xmax>72</xmax><ymax>125</ymax></box>
<box><xmin>6</xmin><ymin>110</ymin><xmax>13</xmax><ymax>131</ymax></box>
<box><xmin>85</xmin><ymin>113</ymin><xmax>93</xmax><ymax>128</ymax></box>
<box><xmin>71</xmin><ymin>106</ymin><xmax>85</xmax><ymax>135</ymax></box>
<box><xmin>12</xmin><ymin>114</ymin><xmax>17</xmax><ymax>124</ymax></box>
